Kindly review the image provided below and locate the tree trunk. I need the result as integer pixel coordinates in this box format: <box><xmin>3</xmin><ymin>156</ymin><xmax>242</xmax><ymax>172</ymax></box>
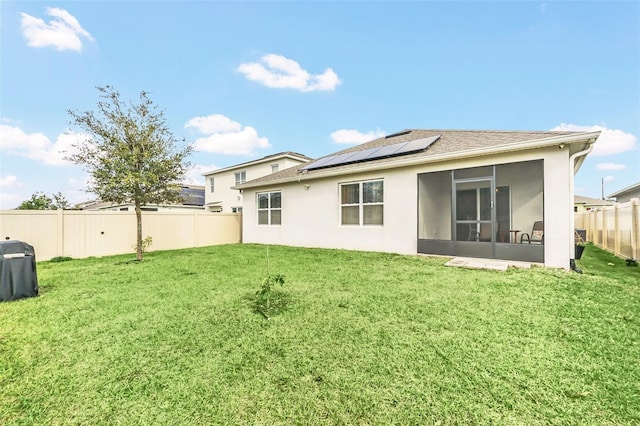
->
<box><xmin>135</xmin><ymin>201</ymin><xmax>143</xmax><ymax>261</ymax></box>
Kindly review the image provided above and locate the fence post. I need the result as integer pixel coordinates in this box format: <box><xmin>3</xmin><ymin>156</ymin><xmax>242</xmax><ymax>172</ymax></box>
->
<box><xmin>632</xmin><ymin>198</ymin><xmax>639</xmax><ymax>260</ymax></box>
<box><xmin>614</xmin><ymin>203</ymin><xmax>620</xmax><ymax>257</ymax></box>
<box><xmin>598</xmin><ymin>208</ymin><xmax>604</xmax><ymax>249</ymax></box>
<box><xmin>57</xmin><ymin>209</ymin><xmax>64</xmax><ymax>258</ymax></box>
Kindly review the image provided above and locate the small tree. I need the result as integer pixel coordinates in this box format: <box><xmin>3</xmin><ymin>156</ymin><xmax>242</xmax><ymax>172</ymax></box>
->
<box><xmin>66</xmin><ymin>86</ymin><xmax>192</xmax><ymax>260</ymax></box>
<box><xmin>16</xmin><ymin>192</ymin><xmax>53</xmax><ymax>210</ymax></box>
<box><xmin>51</xmin><ymin>192</ymin><xmax>71</xmax><ymax>210</ymax></box>
<box><xmin>16</xmin><ymin>191</ymin><xmax>69</xmax><ymax>210</ymax></box>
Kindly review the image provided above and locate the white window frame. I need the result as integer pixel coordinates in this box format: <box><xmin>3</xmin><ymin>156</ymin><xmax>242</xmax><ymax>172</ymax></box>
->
<box><xmin>209</xmin><ymin>177</ymin><xmax>215</xmax><ymax>193</ymax></box>
<box><xmin>339</xmin><ymin>179</ymin><xmax>384</xmax><ymax>226</ymax></box>
<box><xmin>257</xmin><ymin>191</ymin><xmax>282</xmax><ymax>226</ymax></box>
<box><xmin>271</xmin><ymin>163</ymin><xmax>279</xmax><ymax>173</ymax></box>
<box><xmin>235</xmin><ymin>171</ymin><xmax>246</xmax><ymax>186</ymax></box>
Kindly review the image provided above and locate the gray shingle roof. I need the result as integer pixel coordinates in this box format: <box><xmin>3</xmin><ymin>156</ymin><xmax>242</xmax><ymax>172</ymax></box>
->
<box><xmin>574</xmin><ymin>195</ymin><xmax>614</xmax><ymax>206</ymax></box>
<box><xmin>237</xmin><ymin>129</ymin><xmax>597</xmax><ymax>189</ymax></box>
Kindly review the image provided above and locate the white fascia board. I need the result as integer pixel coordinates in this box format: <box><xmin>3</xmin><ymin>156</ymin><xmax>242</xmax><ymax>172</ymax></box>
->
<box><xmin>237</xmin><ymin>132</ymin><xmax>600</xmax><ymax>190</ymax></box>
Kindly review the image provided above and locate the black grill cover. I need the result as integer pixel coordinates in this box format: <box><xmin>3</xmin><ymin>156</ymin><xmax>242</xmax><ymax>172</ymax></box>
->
<box><xmin>0</xmin><ymin>240</ymin><xmax>39</xmax><ymax>302</ymax></box>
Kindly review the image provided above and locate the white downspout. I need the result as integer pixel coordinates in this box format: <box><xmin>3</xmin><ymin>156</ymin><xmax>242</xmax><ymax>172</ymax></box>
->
<box><xmin>568</xmin><ymin>141</ymin><xmax>595</xmax><ymax>271</ymax></box>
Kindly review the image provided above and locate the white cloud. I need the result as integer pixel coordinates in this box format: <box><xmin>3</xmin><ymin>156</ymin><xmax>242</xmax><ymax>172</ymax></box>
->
<box><xmin>185</xmin><ymin>114</ymin><xmax>270</xmax><ymax>155</ymax></box>
<box><xmin>331</xmin><ymin>129</ymin><xmax>386</xmax><ymax>145</ymax></box>
<box><xmin>238</xmin><ymin>54</ymin><xmax>341</xmax><ymax>92</ymax></box>
<box><xmin>596</xmin><ymin>163</ymin><xmax>626</xmax><ymax>171</ymax></box>
<box><xmin>0</xmin><ymin>192</ymin><xmax>22</xmax><ymax>210</ymax></box>
<box><xmin>0</xmin><ymin>124</ymin><xmax>83</xmax><ymax>166</ymax></box>
<box><xmin>603</xmin><ymin>175</ymin><xmax>615</xmax><ymax>183</ymax></box>
<box><xmin>192</xmin><ymin>128</ymin><xmax>270</xmax><ymax>155</ymax></box>
<box><xmin>2</xmin><ymin>117</ymin><xmax>21</xmax><ymax>125</ymax></box>
<box><xmin>0</xmin><ymin>175</ymin><xmax>21</xmax><ymax>188</ymax></box>
<box><xmin>0</xmin><ymin>175</ymin><xmax>26</xmax><ymax>209</ymax></box>
<box><xmin>184</xmin><ymin>164</ymin><xmax>218</xmax><ymax>185</ymax></box>
<box><xmin>551</xmin><ymin>123</ymin><xmax>637</xmax><ymax>156</ymax></box>
<box><xmin>184</xmin><ymin>115</ymin><xmax>242</xmax><ymax>134</ymax></box>
<box><xmin>65</xmin><ymin>177</ymin><xmax>92</xmax><ymax>205</ymax></box>
<box><xmin>21</xmin><ymin>7</ymin><xmax>93</xmax><ymax>52</ymax></box>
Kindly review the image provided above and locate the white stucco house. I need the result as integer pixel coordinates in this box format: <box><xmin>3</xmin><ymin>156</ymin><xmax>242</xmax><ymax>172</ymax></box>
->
<box><xmin>607</xmin><ymin>182</ymin><xmax>640</xmax><ymax>203</ymax></box>
<box><xmin>202</xmin><ymin>152</ymin><xmax>312</xmax><ymax>213</ymax></box>
<box><xmin>574</xmin><ymin>195</ymin><xmax>614</xmax><ymax>213</ymax></box>
<box><xmin>235</xmin><ymin>129</ymin><xmax>600</xmax><ymax>270</ymax></box>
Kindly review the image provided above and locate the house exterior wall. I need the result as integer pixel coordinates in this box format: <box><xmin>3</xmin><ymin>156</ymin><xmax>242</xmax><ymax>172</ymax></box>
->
<box><xmin>542</xmin><ymin>148</ymin><xmax>572</xmax><ymax>268</ymax></box>
<box><xmin>242</xmin><ymin>146</ymin><xmax>575</xmax><ymax>269</ymax></box>
<box><xmin>242</xmin><ymin>166</ymin><xmax>417</xmax><ymax>253</ymax></box>
<box><xmin>575</xmin><ymin>203</ymin><xmax>611</xmax><ymax>213</ymax></box>
<box><xmin>204</xmin><ymin>157</ymin><xmax>307</xmax><ymax>212</ymax></box>
<box><xmin>612</xmin><ymin>186</ymin><xmax>640</xmax><ymax>203</ymax></box>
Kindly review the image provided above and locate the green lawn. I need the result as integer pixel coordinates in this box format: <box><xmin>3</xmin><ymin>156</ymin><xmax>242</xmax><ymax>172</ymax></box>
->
<box><xmin>1</xmin><ymin>244</ymin><xmax>638</xmax><ymax>425</ymax></box>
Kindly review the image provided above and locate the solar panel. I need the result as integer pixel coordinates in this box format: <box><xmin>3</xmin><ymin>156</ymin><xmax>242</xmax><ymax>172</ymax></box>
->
<box><xmin>384</xmin><ymin>130</ymin><xmax>412</xmax><ymax>139</ymax></box>
<box><xmin>181</xmin><ymin>188</ymin><xmax>205</xmax><ymax>205</ymax></box>
<box><xmin>364</xmin><ymin>143</ymin><xmax>406</xmax><ymax>159</ymax></box>
<box><xmin>395</xmin><ymin>135</ymin><xmax>440</xmax><ymax>154</ymax></box>
<box><xmin>302</xmin><ymin>155</ymin><xmax>338</xmax><ymax>170</ymax></box>
<box><xmin>319</xmin><ymin>153</ymin><xmax>353</xmax><ymax>168</ymax></box>
<box><xmin>301</xmin><ymin>134</ymin><xmax>441</xmax><ymax>171</ymax></box>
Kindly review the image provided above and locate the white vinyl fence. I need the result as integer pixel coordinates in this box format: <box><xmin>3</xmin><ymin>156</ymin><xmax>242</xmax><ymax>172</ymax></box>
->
<box><xmin>0</xmin><ymin>210</ymin><xmax>242</xmax><ymax>261</ymax></box>
<box><xmin>575</xmin><ymin>198</ymin><xmax>640</xmax><ymax>261</ymax></box>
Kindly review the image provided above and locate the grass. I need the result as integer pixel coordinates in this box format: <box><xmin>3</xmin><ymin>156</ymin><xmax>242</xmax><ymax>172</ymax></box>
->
<box><xmin>1</xmin><ymin>243</ymin><xmax>638</xmax><ymax>425</ymax></box>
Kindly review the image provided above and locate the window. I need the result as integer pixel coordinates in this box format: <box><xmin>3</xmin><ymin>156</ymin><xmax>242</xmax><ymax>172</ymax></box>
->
<box><xmin>235</xmin><ymin>171</ymin><xmax>246</xmax><ymax>186</ymax></box>
<box><xmin>271</xmin><ymin>164</ymin><xmax>279</xmax><ymax>173</ymax></box>
<box><xmin>209</xmin><ymin>177</ymin><xmax>215</xmax><ymax>193</ymax></box>
<box><xmin>257</xmin><ymin>191</ymin><xmax>281</xmax><ymax>225</ymax></box>
<box><xmin>340</xmin><ymin>180</ymin><xmax>383</xmax><ymax>226</ymax></box>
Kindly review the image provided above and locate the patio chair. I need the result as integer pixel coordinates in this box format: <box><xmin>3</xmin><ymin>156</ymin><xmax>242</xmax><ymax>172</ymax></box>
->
<box><xmin>469</xmin><ymin>223</ymin><xmax>491</xmax><ymax>242</ymax></box>
<box><xmin>521</xmin><ymin>221</ymin><xmax>544</xmax><ymax>244</ymax></box>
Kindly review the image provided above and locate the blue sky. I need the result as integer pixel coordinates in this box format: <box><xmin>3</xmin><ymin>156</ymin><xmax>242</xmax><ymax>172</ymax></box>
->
<box><xmin>1</xmin><ymin>1</ymin><xmax>638</xmax><ymax>208</ymax></box>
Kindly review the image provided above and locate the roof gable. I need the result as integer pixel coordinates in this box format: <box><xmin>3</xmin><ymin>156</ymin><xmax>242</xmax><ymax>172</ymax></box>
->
<box><xmin>608</xmin><ymin>181</ymin><xmax>640</xmax><ymax>198</ymax></box>
<box><xmin>202</xmin><ymin>151</ymin><xmax>311</xmax><ymax>176</ymax></box>
<box><xmin>574</xmin><ymin>195</ymin><xmax>614</xmax><ymax>206</ymax></box>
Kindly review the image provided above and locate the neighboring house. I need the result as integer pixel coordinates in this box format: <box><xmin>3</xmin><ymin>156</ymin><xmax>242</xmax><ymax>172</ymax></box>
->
<box><xmin>574</xmin><ymin>195</ymin><xmax>614</xmax><ymax>212</ymax></box>
<box><xmin>607</xmin><ymin>182</ymin><xmax>640</xmax><ymax>203</ymax></box>
<box><xmin>236</xmin><ymin>129</ymin><xmax>601</xmax><ymax>270</ymax></box>
<box><xmin>77</xmin><ymin>185</ymin><xmax>205</xmax><ymax>211</ymax></box>
<box><xmin>202</xmin><ymin>151</ymin><xmax>312</xmax><ymax>213</ymax></box>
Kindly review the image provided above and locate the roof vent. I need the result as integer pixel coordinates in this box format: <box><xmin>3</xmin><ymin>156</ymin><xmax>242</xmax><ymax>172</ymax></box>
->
<box><xmin>385</xmin><ymin>130</ymin><xmax>412</xmax><ymax>139</ymax></box>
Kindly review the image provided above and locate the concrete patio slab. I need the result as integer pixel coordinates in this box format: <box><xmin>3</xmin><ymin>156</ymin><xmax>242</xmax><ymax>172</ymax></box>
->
<box><xmin>445</xmin><ymin>257</ymin><xmax>536</xmax><ymax>271</ymax></box>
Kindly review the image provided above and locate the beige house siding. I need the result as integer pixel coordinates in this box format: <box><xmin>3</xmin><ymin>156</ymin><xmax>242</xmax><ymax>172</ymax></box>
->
<box><xmin>204</xmin><ymin>153</ymin><xmax>310</xmax><ymax>213</ymax></box>
<box><xmin>574</xmin><ymin>195</ymin><xmax>614</xmax><ymax>213</ymax></box>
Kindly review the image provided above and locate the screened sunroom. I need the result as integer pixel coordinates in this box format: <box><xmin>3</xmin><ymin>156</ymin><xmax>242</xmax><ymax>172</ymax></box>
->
<box><xmin>418</xmin><ymin>160</ymin><xmax>544</xmax><ymax>263</ymax></box>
